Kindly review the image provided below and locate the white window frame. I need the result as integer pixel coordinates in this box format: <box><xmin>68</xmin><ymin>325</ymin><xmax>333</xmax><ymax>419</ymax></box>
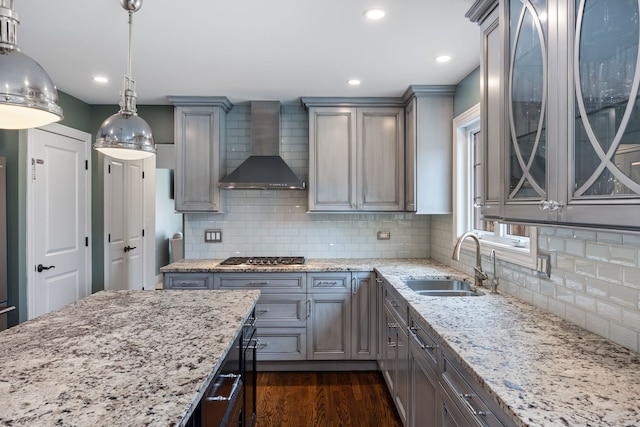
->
<box><xmin>452</xmin><ymin>103</ymin><xmax>538</xmax><ymax>269</ymax></box>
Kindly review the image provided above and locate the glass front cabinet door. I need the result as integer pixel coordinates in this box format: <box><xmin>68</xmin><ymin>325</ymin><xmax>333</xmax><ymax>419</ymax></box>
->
<box><xmin>470</xmin><ymin>0</ymin><xmax>640</xmax><ymax>229</ymax></box>
<box><xmin>567</xmin><ymin>0</ymin><xmax>640</xmax><ymax>228</ymax></box>
<box><xmin>504</xmin><ymin>0</ymin><xmax>553</xmax><ymax>222</ymax></box>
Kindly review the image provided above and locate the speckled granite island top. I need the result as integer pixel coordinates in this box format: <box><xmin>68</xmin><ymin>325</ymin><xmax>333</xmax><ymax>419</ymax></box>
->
<box><xmin>0</xmin><ymin>290</ymin><xmax>259</xmax><ymax>427</ymax></box>
<box><xmin>162</xmin><ymin>258</ymin><xmax>640</xmax><ymax>426</ymax></box>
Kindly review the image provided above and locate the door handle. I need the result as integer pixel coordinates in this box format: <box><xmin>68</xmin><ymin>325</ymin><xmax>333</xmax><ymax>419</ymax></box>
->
<box><xmin>36</xmin><ymin>264</ymin><xmax>55</xmax><ymax>273</ymax></box>
<box><xmin>124</xmin><ymin>246</ymin><xmax>137</xmax><ymax>253</ymax></box>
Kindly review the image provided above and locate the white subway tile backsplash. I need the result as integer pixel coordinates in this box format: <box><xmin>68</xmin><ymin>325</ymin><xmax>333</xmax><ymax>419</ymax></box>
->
<box><xmin>597</xmin><ymin>262</ymin><xmax>624</xmax><ymax>284</ymax></box>
<box><xmin>609</xmin><ymin>245</ymin><xmax>638</xmax><ymax>266</ymax></box>
<box><xmin>608</xmin><ymin>323</ymin><xmax>639</xmax><ymax>353</ymax></box>
<box><xmin>565</xmin><ymin>305</ymin><xmax>587</xmax><ymax>328</ymax></box>
<box><xmin>575</xmin><ymin>258</ymin><xmax>598</xmax><ymax>277</ymax></box>
<box><xmin>596</xmin><ymin>299</ymin><xmax>622</xmax><ymax>323</ymax></box>
<box><xmin>609</xmin><ymin>283</ymin><xmax>640</xmax><ymax>309</ymax></box>
<box><xmin>597</xmin><ymin>231</ymin><xmax>624</xmax><ymax>245</ymax></box>
<box><xmin>585</xmin><ymin>277</ymin><xmax>610</xmax><ymax>298</ymax></box>
<box><xmin>585</xmin><ymin>313</ymin><xmax>610</xmax><ymax>337</ymax></box>
<box><xmin>565</xmin><ymin>239</ymin><xmax>585</xmax><ymax>257</ymax></box>
<box><xmin>585</xmin><ymin>242</ymin><xmax>610</xmax><ymax>261</ymax></box>
<box><xmin>548</xmin><ymin>236</ymin><xmax>565</xmax><ymax>252</ymax></box>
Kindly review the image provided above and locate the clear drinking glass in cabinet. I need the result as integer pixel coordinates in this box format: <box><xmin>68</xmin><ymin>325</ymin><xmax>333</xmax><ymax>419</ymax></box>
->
<box><xmin>508</xmin><ymin>0</ymin><xmax>548</xmax><ymax>200</ymax></box>
<box><xmin>574</xmin><ymin>0</ymin><xmax>640</xmax><ymax>198</ymax></box>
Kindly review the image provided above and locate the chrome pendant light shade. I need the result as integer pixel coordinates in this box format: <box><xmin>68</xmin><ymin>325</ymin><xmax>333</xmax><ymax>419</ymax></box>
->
<box><xmin>94</xmin><ymin>0</ymin><xmax>155</xmax><ymax>160</ymax></box>
<box><xmin>0</xmin><ymin>0</ymin><xmax>63</xmax><ymax>129</ymax></box>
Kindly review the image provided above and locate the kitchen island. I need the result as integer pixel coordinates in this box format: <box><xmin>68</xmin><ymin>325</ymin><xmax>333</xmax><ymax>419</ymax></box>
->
<box><xmin>0</xmin><ymin>289</ymin><xmax>259</xmax><ymax>426</ymax></box>
<box><xmin>162</xmin><ymin>258</ymin><xmax>640</xmax><ymax>427</ymax></box>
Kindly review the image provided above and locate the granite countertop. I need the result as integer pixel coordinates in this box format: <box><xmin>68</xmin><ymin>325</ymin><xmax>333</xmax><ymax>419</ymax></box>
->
<box><xmin>162</xmin><ymin>258</ymin><xmax>640</xmax><ymax>426</ymax></box>
<box><xmin>0</xmin><ymin>289</ymin><xmax>260</xmax><ymax>427</ymax></box>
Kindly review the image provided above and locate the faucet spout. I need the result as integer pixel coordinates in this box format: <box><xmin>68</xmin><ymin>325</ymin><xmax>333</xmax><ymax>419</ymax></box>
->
<box><xmin>452</xmin><ymin>231</ymin><xmax>488</xmax><ymax>288</ymax></box>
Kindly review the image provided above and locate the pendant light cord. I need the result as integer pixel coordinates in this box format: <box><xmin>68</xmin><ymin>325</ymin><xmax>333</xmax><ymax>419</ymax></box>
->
<box><xmin>120</xmin><ymin>9</ymin><xmax>137</xmax><ymax>116</ymax></box>
<box><xmin>127</xmin><ymin>10</ymin><xmax>133</xmax><ymax>80</ymax></box>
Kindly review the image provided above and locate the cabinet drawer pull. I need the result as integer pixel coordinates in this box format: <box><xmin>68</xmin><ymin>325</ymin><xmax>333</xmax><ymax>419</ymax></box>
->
<box><xmin>317</xmin><ymin>280</ymin><xmax>339</xmax><ymax>286</ymax></box>
<box><xmin>205</xmin><ymin>374</ymin><xmax>242</xmax><ymax>401</ymax></box>
<box><xmin>459</xmin><ymin>392</ymin><xmax>487</xmax><ymax>417</ymax></box>
<box><xmin>247</xmin><ymin>338</ymin><xmax>260</xmax><ymax>350</ymax></box>
<box><xmin>174</xmin><ymin>281</ymin><xmax>203</xmax><ymax>287</ymax></box>
<box><xmin>409</xmin><ymin>327</ymin><xmax>437</xmax><ymax>351</ymax></box>
<box><xmin>387</xmin><ymin>299</ymin><xmax>398</xmax><ymax>307</ymax></box>
<box><xmin>257</xmin><ymin>308</ymin><xmax>270</xmax><ymax>314</ymax></box>
<box><xmin>249</xmin><ymin>281</ymin><xmax>269</xmax><ymax>286</ymax></box>
<box><xmin>257</xmin><ymin>341</ymin><xmax>270</xmax><ymax>349</ymax></box>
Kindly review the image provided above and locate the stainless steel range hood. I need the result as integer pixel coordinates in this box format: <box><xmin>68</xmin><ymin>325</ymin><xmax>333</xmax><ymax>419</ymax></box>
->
<box><xmin>218</xmin><ymin>101</ymin><xmax>305</xmax><ymax>190</ymax></box>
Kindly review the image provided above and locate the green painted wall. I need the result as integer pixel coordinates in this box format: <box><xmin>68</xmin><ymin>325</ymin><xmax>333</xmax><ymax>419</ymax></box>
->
<box><xmin>453</xmin><ymin>67</ymin><xmax>480</xmax><ymax>116</ymax></box>
<box><xmin>0</xmin><ymin>92</ymin><xmax>174</xmax><ymax>325</ymax></box>
<box><xmin>0</xmin><ymin>91</ymin><xmax>92</xmax><ymax>325</ymax></box>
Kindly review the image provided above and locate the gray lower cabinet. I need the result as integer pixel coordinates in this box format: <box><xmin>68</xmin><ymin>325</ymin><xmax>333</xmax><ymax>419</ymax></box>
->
<box><xmin>382</xmin><ymin>281</ymin><xmax>409</xmax><ymax>426</ymax></box>
<box><xmin>163</xmin><ymin>272</ymin><xmax>214</xmax><ymax>290</ymax></box>
<box><xmin>215</xmin><ymin>272</ymin><xmax>307</xmax><ymax>361</ymax></box>
<box><xmin>351</xmin><ymin>272</ymin><xmax>376</xmax><ymax>360</ymax></box>
<box><xmin>440</xmin><ymin>352</ymin><xmax>514</xmax><ymax>427</ymax></box>
<box><xmin>307</xmin><ymin>272</ymin><xmax>376</xmax><ymax>361</ymax></box>
<box><xmin>408</xmin><ymin>315</ymin><xmax>439</xmax><ymax>427</ymax></box>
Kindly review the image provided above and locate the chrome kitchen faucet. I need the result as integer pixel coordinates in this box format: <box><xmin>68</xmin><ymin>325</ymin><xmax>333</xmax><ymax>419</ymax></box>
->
<box><xmin>452</xmin><ymin>231</ymin><xmax>488</xmax><ymax>288</ymax></box>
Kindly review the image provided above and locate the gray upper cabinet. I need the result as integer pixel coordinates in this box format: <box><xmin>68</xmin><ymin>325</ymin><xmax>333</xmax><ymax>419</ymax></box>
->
<box><xmin>169</xmin><ymin>96</ymin><xmax>232</xmax><ymax>213</ymax></box>
<box><xmin>469</xmin><ymin>0</ymin><xmax>640</xmax><ymax>229</ymax></box>
<box><xmin>403</xmin><ymin>86</ymin><xmax>455</xmax><ymax>214</ymax></box>
<box><xmin>303</xmin><ymin>98</ymin><xmax>405</xmax><ymax>212</ymax></box>
<box><xmin>479</xmin><ymin>5</ymin><xmax>504</xmax><ymax>220</ymax></box>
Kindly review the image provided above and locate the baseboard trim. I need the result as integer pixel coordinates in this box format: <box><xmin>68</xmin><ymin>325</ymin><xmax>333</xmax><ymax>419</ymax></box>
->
<box><xmin>257</xmin><ymin>360</ymin><xmax>378</xmax><ymax>372</ymax></box>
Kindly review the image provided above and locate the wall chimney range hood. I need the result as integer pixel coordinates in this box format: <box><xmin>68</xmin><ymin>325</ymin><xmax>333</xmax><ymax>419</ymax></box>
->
<box><xmin>218</xmin><ymin>101</ymin><xmax>306</xmax><ymax>190</ymax></box>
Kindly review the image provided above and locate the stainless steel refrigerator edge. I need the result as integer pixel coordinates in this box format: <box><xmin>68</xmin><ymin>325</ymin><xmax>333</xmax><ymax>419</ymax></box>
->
<box><xmin>0</xmin><ymin>156</ymin><xmax>14</xmax><ymax>331</ymax></box>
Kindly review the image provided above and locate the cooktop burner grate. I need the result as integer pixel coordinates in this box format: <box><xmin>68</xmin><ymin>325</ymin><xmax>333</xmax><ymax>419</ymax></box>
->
<box><xmin>220</xmin><ymin>256</ymin><xmax>306</xmax><ymax>266</ymax></box>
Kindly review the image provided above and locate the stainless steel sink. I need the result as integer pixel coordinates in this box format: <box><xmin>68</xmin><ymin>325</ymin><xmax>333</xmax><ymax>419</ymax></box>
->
<box><xmin>403</xmin><ymin>278</ymin><xmax>482</xmax><ymax>297</ymax></box>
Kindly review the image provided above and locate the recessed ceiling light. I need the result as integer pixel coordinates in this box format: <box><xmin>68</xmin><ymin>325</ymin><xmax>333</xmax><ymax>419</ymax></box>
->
<box><xmin>363</xmin><ymin>8</ymin><xmax>385</xmax><ymax>20</ymax></box>
<box><xmin>435</xmin><ymin>55</ymin><xmax>452</xmax><ymax>63</ymax></box>
<box><xmin>348</xmin><ymin>79</ymin><xmax>361</xmax><ymax>86</ymax></box>
<box><xmin>93</xmin><ymin>76</ymin><xmax>109</xmax><ymax>84</ymax></box>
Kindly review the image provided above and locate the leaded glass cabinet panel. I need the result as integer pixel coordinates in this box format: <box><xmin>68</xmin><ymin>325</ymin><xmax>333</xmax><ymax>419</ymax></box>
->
<box><xmin>508</xmin><ymin>0</ymin><xmax>548</xmax><ymax>203</ymax></box>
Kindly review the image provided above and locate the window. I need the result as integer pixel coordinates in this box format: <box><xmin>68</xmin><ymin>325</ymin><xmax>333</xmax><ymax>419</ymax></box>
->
<box><xmin>453</xmin><ymin>104</ymin><xmax>537</xmax><ymax>268</ymax></box>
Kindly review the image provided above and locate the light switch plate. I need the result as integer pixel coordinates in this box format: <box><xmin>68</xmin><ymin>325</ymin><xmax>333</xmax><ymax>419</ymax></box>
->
<box><xmin>205</xmin><ymin>229</ymin><xmax>222</xmax><ymax>243</ymax></box>
<box><xmin>377</xmin><ymin>230</ymin><xmax>391</xmax><ymax>240</ymax></box>
<box><xmin>535</xmin><ymin>254</ymin><xmax>551</xmax><ymax>278</ymax></box>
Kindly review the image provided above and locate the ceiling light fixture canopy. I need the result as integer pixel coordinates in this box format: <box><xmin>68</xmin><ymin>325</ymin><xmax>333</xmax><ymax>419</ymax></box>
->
<box><xmin>94</xmin><ymin>0</ymin><xmax>155</xmax><ymax>160</ymax></box>
<box><xmin>0</xmin><ymin>0</ymin><xmax>63</xmax><ymax>129</ymax></box>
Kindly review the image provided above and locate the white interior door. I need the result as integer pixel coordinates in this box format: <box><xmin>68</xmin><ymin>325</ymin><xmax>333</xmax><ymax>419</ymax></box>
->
<box><xmin>27</xmin><ymin>124</ymin><xmax>91</xmax><ymax>319</ymax></box>
<box><xmin>104</xmin><ymin>157</ymin><xmax>144</xmax><ymax>291</ymax></box>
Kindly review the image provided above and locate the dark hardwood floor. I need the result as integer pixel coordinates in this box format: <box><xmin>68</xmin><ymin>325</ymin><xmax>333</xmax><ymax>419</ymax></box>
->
<box><xmin>255</xmin><ymin>371</ymin><xmax>403</xmax><ymax>427</ymax></box>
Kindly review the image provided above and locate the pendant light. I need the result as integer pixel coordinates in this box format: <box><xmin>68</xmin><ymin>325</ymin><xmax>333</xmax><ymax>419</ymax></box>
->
<box><xmin>0</xmin><ymin>0</ymin><xmax>63</xmax><ymax>129</ymax></box>
<box><xmin>94</xmin><ymin>0</ymin><xmax>155</xmax><ymax>160</ymax></box>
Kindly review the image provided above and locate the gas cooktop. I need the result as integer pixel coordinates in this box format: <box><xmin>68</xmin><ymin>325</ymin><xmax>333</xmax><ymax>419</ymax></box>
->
<box><xmin>219</xmin><ymin>256</ymin><xmax>306</xmax><ymax>266</ymax></box>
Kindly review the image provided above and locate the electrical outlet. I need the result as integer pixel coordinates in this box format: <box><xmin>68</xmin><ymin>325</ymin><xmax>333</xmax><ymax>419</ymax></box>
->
<box><xmin>377</xmin><ymin>230</ymin><xmax>391</xmax><ymax>240</ymax></box>
<box><xmin>204</xmin><ymin>229</ymin><xmax>222</xmax><ymax>243</ymax></box>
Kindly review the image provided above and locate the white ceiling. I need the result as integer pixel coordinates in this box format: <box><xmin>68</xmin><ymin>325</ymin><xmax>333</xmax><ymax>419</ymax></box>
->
<box><xmin>15</xmin><ymin>0</ymin><xmax>480</xmax><ymax>106</ymax></box>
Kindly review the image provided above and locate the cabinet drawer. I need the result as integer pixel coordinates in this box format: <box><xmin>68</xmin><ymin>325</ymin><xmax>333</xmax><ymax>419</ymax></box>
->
<box><xmin>383</xmin><ymin>283</ymin><xmax>407</xmax><ymax>327</ymax></box>
<box><xmin>308</xmin><ymin>272</ymin><xmax>351</xmax><ymax>292</ymax></box>
<box><xmin>255</xmin><ymin>327</ymin><xmax>307</xmax><ymax>361</ymax></box>
<box><xmin>215</xmin><ymin>273</ymin><xmax>305</xmax><ymax>293</ymax></box>
<box><xmin>441</xmin><ymin>354</ymin><xmax>509</xmax><ymax>427</ymax></box>
<box><xmin>164</xmin><ymin>273</ymin><xmax>214</xmax><ymax>290</ymax></box>
<box><xmin>255</xmin><ymin>295</ymin><xmax>307</xmax><ymax>327</ymax></box>
<box><xmin>408</xmin><ymin>315</ymin><xmax>439</xmax><ymax>371</ymax></box>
